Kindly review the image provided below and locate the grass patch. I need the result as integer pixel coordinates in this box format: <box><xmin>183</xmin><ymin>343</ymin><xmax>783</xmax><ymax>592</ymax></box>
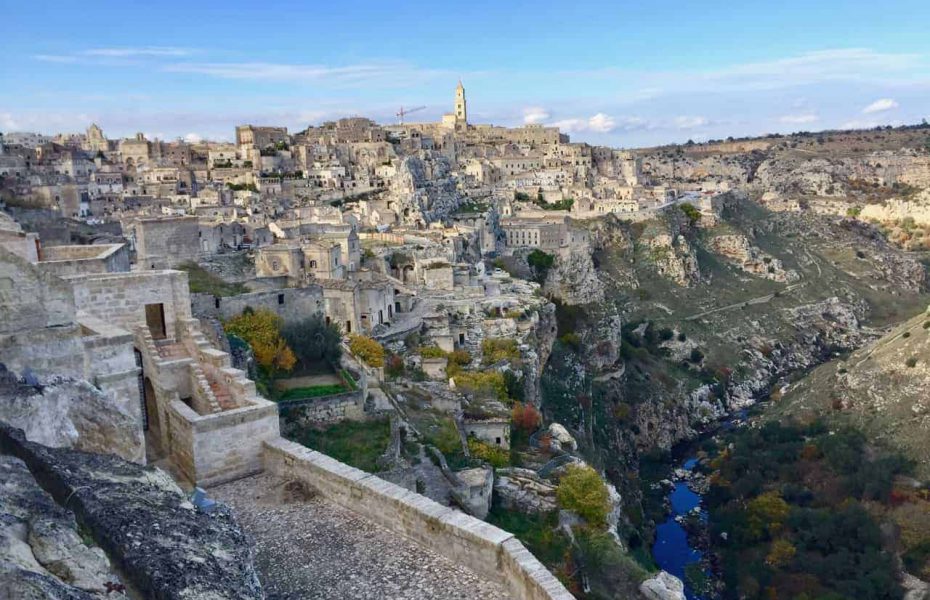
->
<box><xmin>276</xmin><ymin>384</ymin><xmax>348</xmax><ymax>401</ymax></box>
<box><xmin>178</xmin><ymin>261</ymin><xmax>248</xmax><ymax>297</ymax></box>
<box><xmin>486</xmin><ymin>503</ymin><xmax>570</xmax><ymax>567</ymax></box>
<box><xmin>296</xmin><ymin>418</ymin><xmax>391</xmax><ymax>472</ymax></box>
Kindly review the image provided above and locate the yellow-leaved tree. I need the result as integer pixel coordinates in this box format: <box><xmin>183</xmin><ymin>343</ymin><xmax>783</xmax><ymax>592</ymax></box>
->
<box><xmin>225</xmin><ymin>308</ymin><xmax>296</xmax><ymax>375</ymax></box>
<box><xmin>556</xmin><ymin>465</ymin><xmax>610</xmax><ymax>527</ymax></box>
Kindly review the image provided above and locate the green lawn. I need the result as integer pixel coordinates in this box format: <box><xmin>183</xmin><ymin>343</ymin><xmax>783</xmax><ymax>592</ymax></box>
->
<box><xmin>276</xmin><ymin>384</ymin><xmax>348</xmax><ymax>401</ymax></box>
<box><xmin>294</xmin><ymin>419</ymin><xmax>391</xmax><ymax>473</ymax></box>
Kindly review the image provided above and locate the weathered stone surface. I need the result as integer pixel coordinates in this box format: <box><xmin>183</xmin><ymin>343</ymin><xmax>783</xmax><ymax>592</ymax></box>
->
<box><xmin>494</xmin><ymin>468</ymin><xmax>558</xmax><ymax>515</ymax></box>
<box><xmin>639</xmin><ymin>571</ymin><xmax>686</xmax><ymax>600</ymax></box>
<box><xmin>0</xmin><ymin>370</ymin><xmax>143</xmax><ymax>464</ymax></box>
<box><xmin>211</xmin><ymin>472</ymin><xmax>509</xmax><ymax>600</ymax></box>
<box><xmin>0</xmin><ymin>423</ymin><xmax>263</xmax><ymax>600</ymax></box>
<box><xmin>0</xmin><ymin>455</ymin><xmax>118</xmax><ymax>596</ymax></box>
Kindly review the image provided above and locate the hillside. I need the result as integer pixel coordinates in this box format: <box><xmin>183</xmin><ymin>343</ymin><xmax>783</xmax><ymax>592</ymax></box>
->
<box><xmin>774</xmin><ymin>306</ymin><xmax>930</xmax><ymax>478</ymax></box>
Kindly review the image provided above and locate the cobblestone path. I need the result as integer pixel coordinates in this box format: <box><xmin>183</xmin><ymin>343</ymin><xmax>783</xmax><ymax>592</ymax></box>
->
<box><xmin>211</xmin><ymin>473</ymin><xmax>510</xmax><ymax>599</ymax></box>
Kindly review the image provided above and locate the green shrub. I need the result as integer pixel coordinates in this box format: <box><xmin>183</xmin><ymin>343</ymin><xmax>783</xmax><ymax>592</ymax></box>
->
<box><xmin>482</xmin><ymin>338</ymin><xmax>521</xmax><ymax>364</ymax></box>
<box><xmin>559</xmin><ymin>332</ymin><xmax>581</xmax><ymax>350</ymax></box>
<box><xmin>468</xmin><ymin>438</ymin><xmax>510</xmax><ymax>468</ymax></box>
<box><xmin>556</xmin><ymin>465</ymin><xmax>610</xmax><ymax>527</ymax></box>
<box><xmin>419</xmin><ymin>346</ymin><xmax>448</xmax><ymax>359</ymax></box>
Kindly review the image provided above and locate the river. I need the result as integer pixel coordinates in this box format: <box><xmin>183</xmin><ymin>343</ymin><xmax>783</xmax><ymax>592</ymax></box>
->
<box><xmin>651</xmin><ymin>457</ymin><xmax>707</xmax><ymax>600</ymax></box>
<box><xmin>650</xmin><ymin>408</ymin><xmax>750</xmax><ymax>600</ymax></box>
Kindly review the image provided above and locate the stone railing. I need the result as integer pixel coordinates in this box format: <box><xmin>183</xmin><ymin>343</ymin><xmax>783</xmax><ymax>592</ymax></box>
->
<box><xmin>263</xmin><ymin>438</ymin><xmax>573</xmax><ymax>600</ymax></box>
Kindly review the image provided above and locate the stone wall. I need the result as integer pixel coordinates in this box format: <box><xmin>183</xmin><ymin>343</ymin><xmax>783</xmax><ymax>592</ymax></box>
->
<box><xmin>263</xmin><ymin>438</ymin><xmax>573</xmax><ymax>600</ymax></box>
<box><xmin>133</xmin><ymin>216</ymin><xmax>201</xmax><ymax>269</ymax></box>
<box><xmin>169</xmin><ymin>398</ymin><xmax>280</xmax><ymax>487</ymax></box>
<box><xmin>38</xmin><ymin>243</ymin><xmax>129</xmax><ymax>277</ymax></box>
<box><xmin>278</xmin><ymin>391</ymin><xmax>365</xmax><ymax>425</ymax></box>
<box><xmin>191</xmin><ymin>285</ymin><xmax>325</xmax><ymax>325</ymax></box>
<box><xmin>68</xmin><ymin>270</ymin><xmax>192</xmax><ymax>337</ymax></box>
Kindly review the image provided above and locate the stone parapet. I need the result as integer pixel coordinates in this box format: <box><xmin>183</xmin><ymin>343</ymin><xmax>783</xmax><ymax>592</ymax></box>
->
<box><xmin>263</xmin><ymin>438</ymin><xmax>574</xmax><ymax>600</ymax></box>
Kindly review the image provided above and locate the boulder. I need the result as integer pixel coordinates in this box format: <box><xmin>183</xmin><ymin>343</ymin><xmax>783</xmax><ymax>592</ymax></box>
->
<box><xmin>548</xmin><ymin>423</ymin><xmax>578</xmax><ymax>452</ymax></box>
<box><xmin>640</xmin><ymin>571</ymin><xmax>686</xmax><ymax>600</ymax></box>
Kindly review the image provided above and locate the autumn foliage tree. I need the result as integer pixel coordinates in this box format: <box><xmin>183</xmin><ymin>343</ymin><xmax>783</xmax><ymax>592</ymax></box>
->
<box><xmin>224</xmin><ymin>308</ymin><xmax>296</xmax><ymax>375</ymax></box>
<box><xmin>511</xmin><ymin>402</ymin><xmax>541</xmax><ymax>433</ymax></box>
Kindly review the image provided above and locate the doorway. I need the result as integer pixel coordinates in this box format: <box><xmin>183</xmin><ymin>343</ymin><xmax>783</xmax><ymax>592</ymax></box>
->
<box><xmin>145</xmin><ymin>303</ymin><xmax>167</xmax><ymax>340</ymax></box>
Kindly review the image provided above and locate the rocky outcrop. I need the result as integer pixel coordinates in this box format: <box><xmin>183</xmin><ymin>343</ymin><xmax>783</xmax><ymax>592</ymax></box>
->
<box><xmin>0</xmin><ymin>423</ymin><xmax>264</xmax><ymax>599</ymax></box>
<box><xmin>1</xmin><ymin>455</ymin><xmax>121</xmax><ymax>598</ymax></box>
<box><xmin>389</xmin><ymin>155</ymin><xmax>464</xmax><ymax>226</ymax></box>
<box><xmin>640</xmin><ymin>571</ymin><xmax>686</xmax><ymax>600</ymax></box>
<box><xmin>543</xmin><ymin>247</ymin><xmax>604</xmax><ymax>305</ymax></box>
<box><xmin>707</xmin><ymin>234</ymin><xmax>798</xmax><ymax>282</ymax></box>
<box><xmin>0</xmin><ymin>368</ymin><xmax>143</xmax><ymax>464</ymax></box>
<box><xmin>644</xmin><ymin>233</ymin><xmax>700</xmax><ymax>287</ymax></box>
<box><xmin>494</xmin><ymin>468</ymin><xmax>558</xmax><ymax>514</ymax></box>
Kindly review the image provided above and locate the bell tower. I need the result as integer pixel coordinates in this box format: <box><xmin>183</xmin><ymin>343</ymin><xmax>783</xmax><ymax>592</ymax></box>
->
<box><xmin>454</xmin><ymin>80</ymin><xmax>467</xmax><ymax>126</ymax></box>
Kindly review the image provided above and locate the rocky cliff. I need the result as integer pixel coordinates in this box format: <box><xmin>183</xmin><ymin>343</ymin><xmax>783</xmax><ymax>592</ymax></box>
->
<box><xmin>0</xmin><ymin>423</ymin><xmax>264</xmax><ymax>599</ymax></box>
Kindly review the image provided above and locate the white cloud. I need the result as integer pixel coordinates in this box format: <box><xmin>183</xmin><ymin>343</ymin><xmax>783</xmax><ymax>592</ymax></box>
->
<box><xmin>84</xmin><ymin>47</ymin><xmax>193</xmax><ymax>58</ymax></box>
<box><xmin>162</xmin><ymin>61</ymin><xmax>450</xmax><ymax>88</ymax></box>
<box><xmin>183</xmin><ymin>132</ymin><xmax>203</xmax><ymax>143</ymax></box>
<box><xmin>588</xmin><ymin>113</ymin><xmax>616</xmax><ymax>133</ymax></box>
<box><xmin>523</xmin><ymin>106</ymin><xmax>550</xmax><ymax>125</ymax></box>
<box><xmin>779</xmin><ymin>113</ymin><xmax>819</xmax><ymax>124</ymax></box>
<box><xmin>673</xmin><ymin>116</ymin><xmax>709</xmax><ymax>129</ymax></box>
<box><xmin>551</xmin><ymin>113</ymin><xmax>622</xmax><ymax>133</ymax></box>
<box><xmin>862</xmin><ymin>98</ymin><xmax>899</xmax><ymax>114</ymax></box>
<box><xmin>33</xmin><ymin>54</ymin><xmax>80</xmax><ymax>64</ymax></box>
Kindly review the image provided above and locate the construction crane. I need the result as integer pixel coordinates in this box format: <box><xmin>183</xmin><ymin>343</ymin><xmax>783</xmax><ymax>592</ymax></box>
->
<box><xmin>396</xmin><ymin>105</ymin><xmax>426</xmax><ymax>124</ymax></box>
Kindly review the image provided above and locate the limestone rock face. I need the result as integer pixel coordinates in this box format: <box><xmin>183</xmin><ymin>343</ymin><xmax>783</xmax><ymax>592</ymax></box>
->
<box><xmin>0</xmin><ymin>455</ymin><xmax>119</xmax><ymax>597</ymax></box>
<box><xmin>543</xmin><ymin>247</ymin><xmax>604</xmax><ymax>305</ymax></box>
<box><xmin>0</xmin><ymin>424</ymin><xmax>264</xmax><ymax>599</ymax></box>
<box><xmin>640</xmin><ymin>571</ymin><xmax>686</xmax><ymax>600</ymax></box>
<box><xmin>389</xmin><ymin>155</ymin><xmax>463</xmax><ymax>226</ymax></box>
<box><xmin>493</xmin><ymin>468</ymin><xmax>557</xmax><ymax>514</ymax></box>
<box><xmin>0</xmin><ymin>371</ymin><xmax>143</xmax><ymax>464</ymax></box>
<box><xmin>708</xmin><ymin>234</ymin><xmax>798</xmax><ymax>282</ymax></box>
<box><xmin>645</xmin><ymin>233</ymin><xmax>700</xmax><ymax>287</ymax></box>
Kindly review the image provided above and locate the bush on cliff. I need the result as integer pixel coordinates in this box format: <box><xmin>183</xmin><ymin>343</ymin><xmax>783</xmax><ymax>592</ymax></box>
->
<box><xmin>556</xmin><ymin>465</ymin><xmax>610</xmax><ymax>527</ymax></box>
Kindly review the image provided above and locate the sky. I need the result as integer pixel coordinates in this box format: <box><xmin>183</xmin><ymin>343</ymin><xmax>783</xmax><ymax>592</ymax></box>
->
<box><xmin>2</xmin><ymin>0</ymin><xmax>929</xmax><ymax>148</ymax></box>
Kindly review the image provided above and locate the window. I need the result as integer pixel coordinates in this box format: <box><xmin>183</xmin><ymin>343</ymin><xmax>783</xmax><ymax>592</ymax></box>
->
<box><xmin>495</xmin><ymin>437</ymin><xmax>502</xmax><ymax>445</ymax></box>
<box><xmin>346</xmin><ymin>320</ymin><xmax>351</xmax><ymax>333</ymax></box>
<box><xmin>278</xmin><ymin>293</ymin><xmax>284</xmax><ymax>305</ymax></box>
<box><xmin>214</xmin><ymin>297</ymin><xmax>220</xmax><ymax>309</ymax></box>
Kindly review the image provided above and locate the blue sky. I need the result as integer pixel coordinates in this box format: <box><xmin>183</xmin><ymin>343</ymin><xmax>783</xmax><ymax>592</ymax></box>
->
<box><xmin>2</xmin><ymin>0</ymin><xmax>929</xmax><ymax>147</ymax></box>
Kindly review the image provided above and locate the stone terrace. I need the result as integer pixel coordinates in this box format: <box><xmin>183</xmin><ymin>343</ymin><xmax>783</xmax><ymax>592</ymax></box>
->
<box><xmin>211</xmin><ymin>472</ymin><xmax>510</xmax><ymax>600</ymax></box>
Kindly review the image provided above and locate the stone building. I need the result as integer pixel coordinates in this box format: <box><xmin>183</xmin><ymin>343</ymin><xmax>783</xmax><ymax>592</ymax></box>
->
<box><xmin>131</xmin><ymin>216</ymin><xmax>201</xmax><ymax>269</ymax></box>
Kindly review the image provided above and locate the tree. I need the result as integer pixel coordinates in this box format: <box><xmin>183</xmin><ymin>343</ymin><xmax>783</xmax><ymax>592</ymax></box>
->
<box><xmin>348</xmin><ymin>335</ymin><xmax>385</xmax><ymax>367</ymax></box>
<box><xmin>679</xmin><ymin>202</ymin><xmax>702</xmax><ymax>225</ymax></box>
<box><xmin>512</xmin><ymin>402</ymin><xmax>541</xmax><ymax>433</ymax></box>
<box><xmin>556</xmin><ymin>465</ymin><xmax>610</xmax><ymax>527</ymax></box>
<box><xmin>282</xmin><ymin>314</ymin><xmax>342</xmax><ymax>371</ymax></box>
<box><xmin>527</xmin><ymin>249</ymin><xmax>555</xmax><ymax>284</ymax></box>
<box><xmin>224</xmin><ymin>309</ymin><xmax>296</xmax><ymax>375</ymax></box>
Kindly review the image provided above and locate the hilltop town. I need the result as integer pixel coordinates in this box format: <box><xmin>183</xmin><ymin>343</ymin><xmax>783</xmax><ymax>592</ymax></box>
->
<box><xmin>2</xmin><ymin>83</ymin><xmax>930</xmax><ymax>600</ymax></box>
